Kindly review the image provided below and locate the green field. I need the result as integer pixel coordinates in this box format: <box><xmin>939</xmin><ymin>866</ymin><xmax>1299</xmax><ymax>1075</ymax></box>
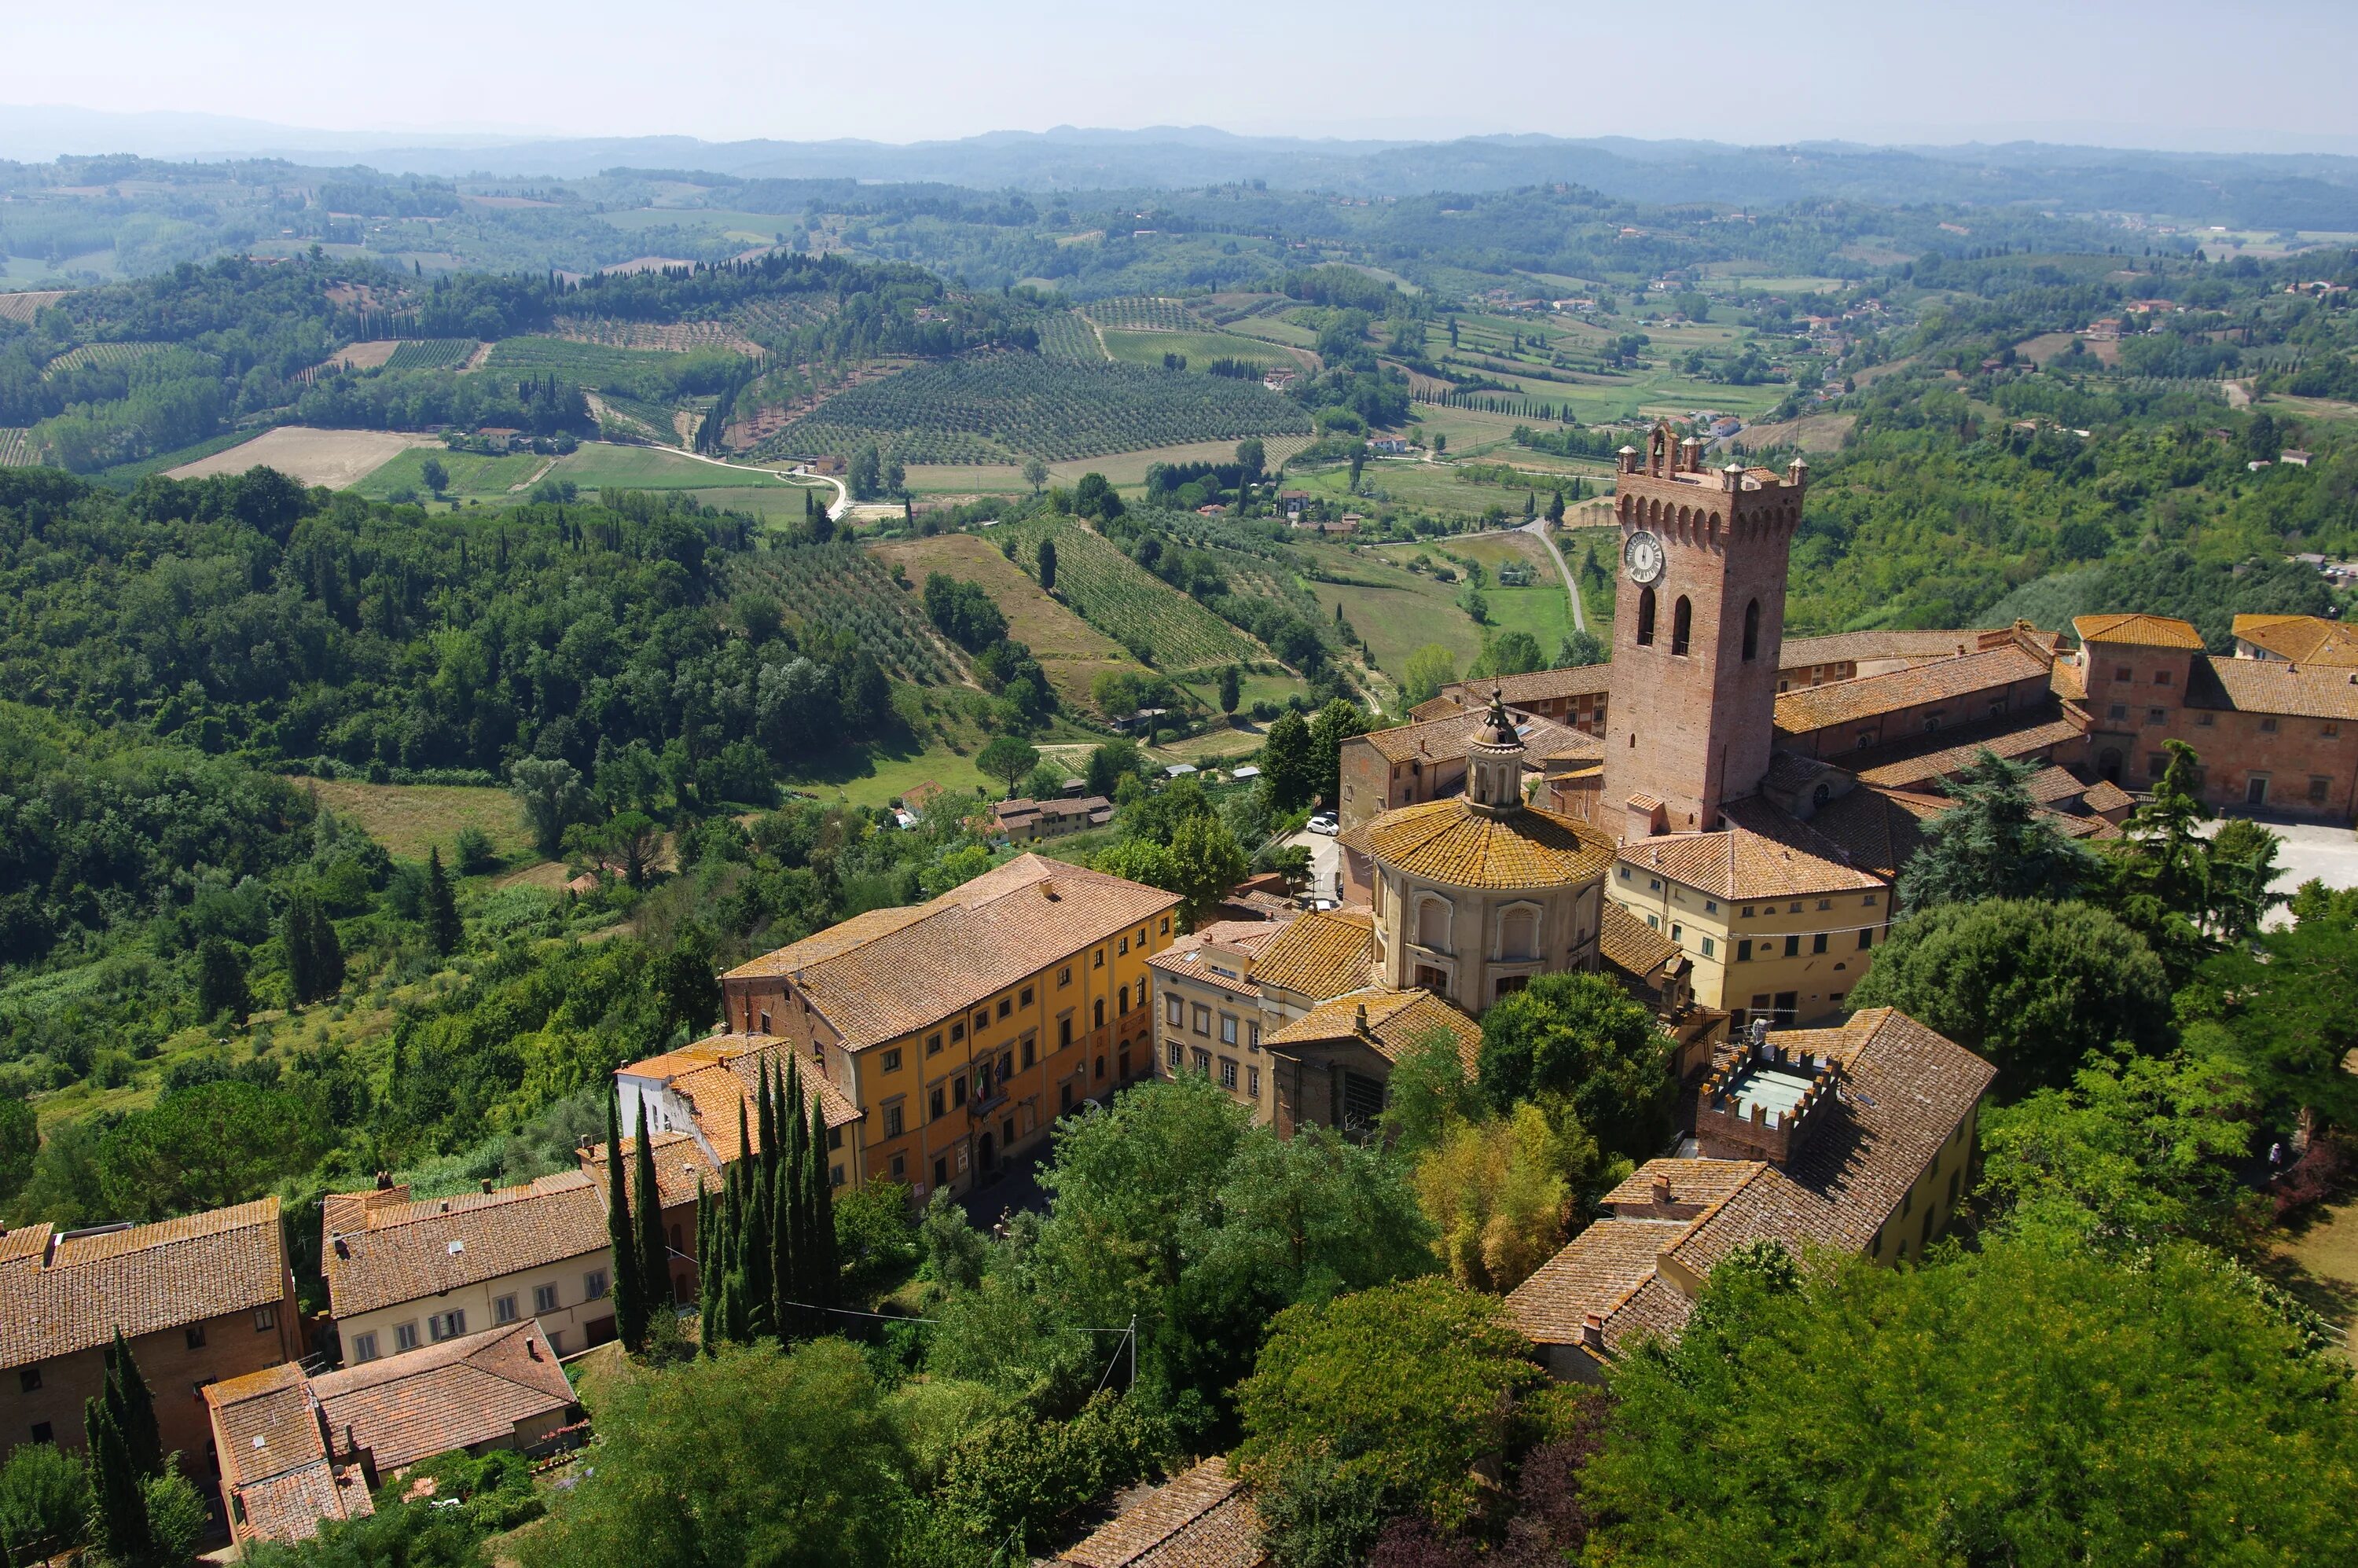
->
<box><xmin>42</xmin><ymin>341</ymin><xmax>165</xmax><ymax>377</ymax></box>
<box><xmin>734</xmin><ymin>543</ymin><xmax>960</xmax><ymax>684</ymax></box>
<box><xmin>1297</xmin><ymin>543</ymin><xmax>1488</xmax><ymax>680</ymax></box>
<box><xmin>758</xmin><ymin>356</ymin><xmax>1313</xmax><ymax>466</ymax></box>
<box><xmin>487</xmin><ymin>335</ymin><xmax>735</xmax><ymax>384</ymax></box>
<box><xmin>0</xmin><ymin>428</ymin><xmax>30</xmax><ymax>466</ymax></box>
<box><xmin>1001</xmin><ymin>517</ymin><xmax>1262</xmax><ymax>673</ymax></box>
<box><xmin>1079</xmin><ymin>296</ymin><xmax>1206</xmax><ymax>331</ymax></box>
<box><xmin>553</xmin><ymin>442</ymin><xmax>812</xmax><ymax>491</ymax></box>
<box><xmin>1100</xmin><ymin>328</ymin><xmax>1307</xmax><ymax>374</ymax></box>
<box><xmin>352</xmin><ymin>446</ymin><xmax>546</xmax><ymax>500</ymax></box>
<box><xmin>303</xmin><ymin>780</ymin><xmax>536</xmax><ymax>865</ymax></box>
<box><xmin>869</xmin><ymin>532</ymin><xmax>1151</xmax><ymax>711</ymax></box>
<box><xmin>383</xmin><ymin>337</ymin><xmax>478</xmax><ymax>371</ymax></box>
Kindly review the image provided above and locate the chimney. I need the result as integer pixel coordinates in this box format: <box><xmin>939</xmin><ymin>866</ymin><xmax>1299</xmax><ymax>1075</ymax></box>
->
<box><xmin>1650</xmin><ymin>1171</ymin><xmax>1672</xmax><ymax>1206</ymax></box>
<box><xmin>374</xmin><ymin>1170</ymin><xmax>393</xmax><ymax>1191</ymax></box>
<box><xmin>1581</xmin><ymin>1312</ymin><xmax>1606</xmax><ymax>1350</ymax></box>
<box><xmin>479</xmin><ymin>1178</ymin><xmax>494</xmax><ymax>1194</ymax></box>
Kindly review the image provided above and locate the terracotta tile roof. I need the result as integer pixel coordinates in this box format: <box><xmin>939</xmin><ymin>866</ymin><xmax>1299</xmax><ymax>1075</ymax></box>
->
<box><xmin>1667</xmin><ymin>1009</ymin><xmax>1996</xmax><ymax>1278</ymax></box>
<box><xmin>1626</xmin><ymin>796</ymin><xmax>1883</xmax><ymax>901</ymax></box>
<box><xmin>1355</xmin><ymin>707</ymin><xmax>1589</xmax><ymax>766</ymax></box>
<box><xmin>637</xmin><ymin>1036</ymin><xmax>863</xmax><ymax>1167</ymax></box>
<box><xmin>1846</xmin><ymin>710</ymin><xmax>2084</xmax><ymax>791</ymax></box>
<box><xmin>1799</xmin><ymin>785</ymin><xmax>1937</xmax><ymax>880</ymax></box>
<box><xmin>1264</xmin><ymin>987</ymin><xmax>1481</xmax><ymax>1071</ymax></box>
<box><xmin>1248</xmin><ymin>907</ymin><xmax>1375</xmax><ymax>1001</ymax></box>
<box><xmin>1058</xmin><ymin>1456</ymin><xmax>1265</xmax><ymax>1568</ymax></box>
<box><xmin>2073</xmin><ymin>611</ymin><xmax>2204</xmax><ymax>649</ymax></box>
<box><xmin>1599</xmin><ymin>900</ymin><xmax>1678</xmax><ymax>981</ymax></box>
<box><xmin>1504</xmin><ymin>1216</ymin><xmax>1703</xmax><ymax>1346</ymax></box>
<box><xmin>2081</xmin><ymin>778</ymin><xmax>2136</xmax><ymax>813</ymax></box>
<box><xmin>1778</xmin><ymin>628</ymin><xmax>1992</xmax><ymax>670</ymax></box>
<box><xmin>0</xmin><ymin>1198</ymin><xmax>288</xmax><ymax>1368</ymax></box>
<box><xmin>204</xmin><ymin>1363</ymin><xmax>373</xmax><ymax>1545</ymax></box>
<box><xmin>1146</xmin><ymin>920</ymin><xmax>1286</xmax><ymax>999</ymax></box>
<box><xmin>2232</xmin><ymin>613</ymin><xmax>2358</xmax><ymax>667</ymax></box>
<box><xmin>2020</xmin><ymin>764</ymin><xmax>2088</xmax><ymax>806</ymax></box>
<box><xmin>1431</xmin><ymin>665</ymin><xmax>1613</xmax><ymax>713</ymax></box>
<box><xmin>1364</xmin><ymin>798</ymin><xmax>1615</xmax><ymax>890</ymax></box>
<box><xmin>1511</xmin><ymin>1010</ymin><xmax>1993</xmax><ymax>1357</ymax></box>
<box><xmin>722</xmin><ymin>854</ymin><xmax>1178</xmax><ymax>1049</ymax></box>
<box><xmin>1773</xmin><ymin>644</ymin><xmax>2052</xmax><ymax>736</ymax></box>
<box><xmin>2190</xmin><ymin>655</ymin><xmax>2358</xmax><ymax>721</ymax></box>
<box><xmin>322</xmin><ymin>1173</ymin><xmax>610</xmax><ymax>1320</ymax></box>
<box><xmin>578</xmin><ymin>1129</ymin><xmax>721</xmax><ymax>1213</ymax></box>
<box><xmin>314</xmin><ymin>1319</ymin><xmax>577</xmax><ymax>1474</ymax></box>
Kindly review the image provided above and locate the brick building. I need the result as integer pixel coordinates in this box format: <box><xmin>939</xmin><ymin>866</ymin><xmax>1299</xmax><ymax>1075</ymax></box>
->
<box><xmin>0</xmin><ymin>1198</ymin><xmax>302</xmax><ymax>1473</ymax></box>
<box><xmin>717</xmin><ymin>854</ymin><xmax>1178</xmax><ymax>1202</ymax></box>
<box><xmin>576</xmin><ymin>1126</ymin><xmax>723</xmax><ymax>1307</ymax></box>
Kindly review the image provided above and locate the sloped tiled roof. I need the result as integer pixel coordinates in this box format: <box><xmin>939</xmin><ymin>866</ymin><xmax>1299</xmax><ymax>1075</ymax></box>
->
<box><xmin>639</xmin><ymin>1036</ymin><xmax>863</xmax><ymax>1167</ymax></box>
<box><xmin>1264</xmin><ymin>987</ymin><xmax>1482</xmax><ymax>1072</ymax></box>
<box><xmin>1778</xmin><ymin>629</ymin><xmax>1993</xmax><ymax>670</ymax></box>
<box><xmin>1800</xmin><ymin>784</ymin><xmax>1938</xmax><ymax>880</ymax></box>
<box><xmin>1356</xmin><ymin>706</ymin><xmax>1587</xmax><ymax>765</ymax></box>
<box><xmin>1431</xmin><ymin>664</ymin><xmax>1614</xmax><ymax>712</ymax></box>
<box><xmin>0</xmin><ymin>1198</ymin><xmax>287</xmax><ymax>1368</ymax></box>
<box><xmin>2081</xmin><ymin>778</ymin><xmax>2136</xmax><ymax>813</ymax></box>
<box><xmin>2190</xmin><ymin>655</ymin><xmax>2358</xmax><ymax>721</ymax></box>
<box><xmin>578</xmin><ymin>1129</ymin><xmax>722</xmax><ymax>1213</ymax></box>
<box><xmin>322</xmin><ymin>1173</ymin><xmax>610</xmax><ymax>1319</ymax></box>
<box><xmin>1843</xmin><ymin>709</ymin><xmax>2083</xmax><ymax>791</ymax></box>
<box><xmin>1058</xmin><ymin>1456</ymin><xmax>1265</xmax><ymax>1568</ymax></box>
<box><xmin>2073</xmin><ymin>612</ymin><xmax>2205</xmax><ymax>649</ymax></box>
<box><xmin>1248</xmin><ymin>908</ymin><xmax>1374</xmax><ymax>1001</ymax></box>
<box><xmin>722</xmin><ymin>854</ymin><xmax>1178</xmax><ymax>1049</ymax></box>
<box><xmin>2232</xmin><ymin>613</ymin><xmax>2358</xmax><ymax>667</ymax></box>
<box><xmin>1599</xmin><ymin>900</ymin><xmax>1678</xmax><ymax>981</ymax></box>
<box><xmin>314</xmin><ymin>1319</ymin><xmax>576</xmax><ymax>1474</ymax></box>
<box><xmin>1626</xmin><ymin>796</ymin><xmax>1883</xmax><ymax>900</ymax></box>
<box><xmin>204</xmin><ymin>1364</ymin><xmax>373</xmax><ymax>1546</ymax></box>
<box><xmin>1146</xmin><ymin>920</ymin><xmax>1287</xmax><ymax>999</ymax></box>
<box><xmin>1364</xmin><ymin>797</ymin><xmax>1615</xmax><ymax>890</ymax></box>
<box><xmin>1773</xmin><ymin>643</ymin><xmax>2052</xmax><ymax>735</ymax></box>
<box><xmin>1508</xmin><ymin>1010</ymin><xmax>1994</xmax><ymax>1357</ymax></box>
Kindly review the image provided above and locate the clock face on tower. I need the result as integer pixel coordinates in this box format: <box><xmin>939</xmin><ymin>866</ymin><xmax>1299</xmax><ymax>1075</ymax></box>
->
<box><xmin>1623</xmin><ymin>529</ymin><xmax>1666</xmax><ymax>586</ymax></box>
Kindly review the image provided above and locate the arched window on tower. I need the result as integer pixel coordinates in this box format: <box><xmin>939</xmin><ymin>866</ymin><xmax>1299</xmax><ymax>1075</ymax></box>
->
<box><xmin>1636</xmin><ymin>588</ymin><xmax>1656</xmax><ymax>646</ymax></box>
<box><xmin>1743</xmin><ymin>599</ymin><xmax>1761</xmax><ymax>662</ymax></box>
<box><xmin>1670</xmin><ymin>597</ymin><xmax>1693</xmax><ymax>657</ymax></box>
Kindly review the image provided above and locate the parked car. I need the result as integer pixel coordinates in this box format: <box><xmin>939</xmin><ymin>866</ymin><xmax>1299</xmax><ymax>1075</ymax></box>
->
<box><xmin>1308</xmin><ymin>812</ymin><xmax>1339</xmax><ymax>835</ymax></box>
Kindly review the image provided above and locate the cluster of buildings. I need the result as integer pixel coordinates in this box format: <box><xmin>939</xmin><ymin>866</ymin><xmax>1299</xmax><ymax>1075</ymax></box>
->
<box><xmin>4</xmin><ymin>418</ymin><xmax>2340</xmax><ymax>1551</ymax></box>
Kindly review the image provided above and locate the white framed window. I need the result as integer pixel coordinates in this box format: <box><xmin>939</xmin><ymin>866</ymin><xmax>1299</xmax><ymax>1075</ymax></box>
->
<box><xmin>584</xmin><ymin>1269</ymin><xmax>609</xmax><ymax>1301</ymax></box>
<box><xmin>1220</xmin><ymin>1014</ymin><xmax>1239</xmax><ymax>1045</ymax></box>
<box><xmin>534</xmin><ymin>1283</ymin><xmax>560</xmax><ymax>1314</ymax></box>
<box><xmin>394</xmin><ymin>1321</ymin><xmax>420</xmax><ymax>1353</ymax></box>
<box><xmin>347</xmin><ymin>1331</ymin><xmax>379</xmax><ymax>1364</ymax></box>
<box><xmin>1220</xmin><ymin>1058</ymin><xmax>1239</xmax><ymax>1090</ymax></box>
<box><xmin>494</xmin><ymin>1294</ymin><xmax>520</xmax><ymax>1325</ymax></box>
<box><xmin>428</xmin><ymin>1310</ymin><xmax>467</xmax><ymax>1343</ymax></box>
<box><xmin>1166</xmin><ymin>993</ymin><xmax>1184</xmax><ymax>1026</ymax></box>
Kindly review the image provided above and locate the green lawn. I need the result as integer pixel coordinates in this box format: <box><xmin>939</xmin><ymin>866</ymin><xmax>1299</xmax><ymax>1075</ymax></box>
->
<box><xmin>1295</xmin><ymin>543</ymin><xmax>1487</xmax><ymax>680</ymax></box>
<box><xmin>304</xmin><ymin>780</ymin><xmax>537</xmax><ymax>865</ymax></box>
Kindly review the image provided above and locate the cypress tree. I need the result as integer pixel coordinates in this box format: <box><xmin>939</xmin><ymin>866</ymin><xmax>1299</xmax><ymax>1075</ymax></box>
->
<box><xmin>696</xmin><ymin>1180</ymin><xmax>723</xmax><ymax>1355</ymax></box>
<box><xmin>756</xmin><ymin>1060</ymin><xmax>779</xmax><ymax>1191</ymax></box>
<box><xmin>633</xmin><ymin>1105</ymin><xmax>669</xmax><ymax>1316</ymax></box>
<box><xmin>84</xmin><ymin>1395</ymin><xmax>154</xmax><ymax>1565</ymax></box>
<box><xmin>195</xmin><ymin>937</ymin><xmax>252</xmax><ymax>1026</ymax></box>
<box><xmin>604</xmin><ymin>1090</ymin><xmax>646</xmax><ymax>1352</ymax></box>
<box><xmin>103</xmin><ymin>1331</ymin><xmax>162</xmax><ymax>1480</ymax></box>
<box><xmin>744</xmin><ymin>1144</ymin><xmax>774</xmax><ymax>1342</ymax></box>
<box><xmin>807</xmin><ymin>1100</ymin><xmax>839</xmax><ymax>1315</ymax></box>
<box><xmin>770</xmin><ymin>1154</ymin><xmax>799</xmax><ymax>1340</ymax></box>
<box><xmin>424</xmin><ymin>846</ymin><xmax>461</xmax><ymax>956</ymax></box>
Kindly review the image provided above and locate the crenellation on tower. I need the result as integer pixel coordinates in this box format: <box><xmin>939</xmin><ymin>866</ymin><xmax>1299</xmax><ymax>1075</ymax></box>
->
<box><xmin>1603</xmin><ymin>420</ymin><xmax>1807</xmax><ymax>835</ymax></box>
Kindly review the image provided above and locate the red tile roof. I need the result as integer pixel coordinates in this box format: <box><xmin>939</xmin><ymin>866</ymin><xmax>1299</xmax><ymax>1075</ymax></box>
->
<box><xmin>204</xmin><ymin>1363</ymin><xmax>374</xmax><ymax>1546</ymax></box>
<box><xmin>1247</xmin><ymin>907</ymin><xmax>1375</xmax><ymax>1001</ymax></box>
<box><xmin>1263</xmin><ymin>987</ymin><xmax>1482</xmax><ymax>1072</ymax></box>
<box><xmin>322</xmin><ymin>1173</ymin><xmax>610</xmax><ymax>1319</ymax></box>
<box><xmin>0</xmin><ymin>1198</ymin><xmax>288</xmax><ymax>1368</ymax></box>
<box><xmin>313</xmin><ymin>1319</ymin><xmax>577</xmax><ymax>1474</ymax></box>
<box><xmin>2191</xmin><ymin>655</ymin><xmax>2358</xmax><ymax>721</ymax></box>
<box><xmin>1625</xmin><ymin>796</ymin><xmax>1884</xmax><ymax>901</ymax></box>
<box><xmin>1773</xmin><ymin>644</ymin><xmax>2052</xmax><ymax>736</ymax></box>
<box><xmin>1362</xmin><ymin>797</ymin><xmax>1616</xmax><ymax>890</ymax></box>
<box><xmin>2073</xmin><ymin>612</ymin><xmax>2204</xmax><ymax>649</ymax></box>
<box><xmin>1058</xmin><ymin>1456</ymin><xmax>1265</xmax><ymax>1567</ymax></box>
<box><xmin>722</xmin><ymin>854</ymin><xmax>1179</xmax><ymax>1049</ymax></box>
<box><xmin>1354</xmin><ymin>707</ymin><xmax>1591</xmax><ymax>766</ymax></box>
<box><xmin>2231</xmin><ymin>614</ymin><xmax>2358</xmax><ymax>667</ymax></box>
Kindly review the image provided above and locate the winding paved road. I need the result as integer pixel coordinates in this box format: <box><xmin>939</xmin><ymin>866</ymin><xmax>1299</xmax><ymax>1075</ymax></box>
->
<box><xmin>1519</xmin><ymin>517</ymin><xmax>1588</xmax><ymax>634</ymax></box>
<box><xmin>670</xmin><ymin>447</ymin><xmax>848</xmax><ymax>517</ymax></box>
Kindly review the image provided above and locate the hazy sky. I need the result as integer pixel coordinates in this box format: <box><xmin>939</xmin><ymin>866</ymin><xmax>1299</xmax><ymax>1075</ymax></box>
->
<box><xmin>8</xmin><ymin>0</ymin><xmax>2356</xmax><ymax>152</ymax></box>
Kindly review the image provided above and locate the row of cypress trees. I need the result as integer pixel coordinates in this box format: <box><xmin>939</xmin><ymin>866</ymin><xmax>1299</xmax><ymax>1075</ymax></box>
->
<box><xmin>604</xmin><ymin>1088</ymin><xmax>672</xmax><ymax>1355</ymax></box>
<box><xmin>696</xmin><ymin>1052</ymin><xmax>840</xmax><ymax>1349</ymax></box>
<box><xmin>83</xmin><ymin>1331</ymin><xmax>167</xmax><ymax>1565</ymax></box>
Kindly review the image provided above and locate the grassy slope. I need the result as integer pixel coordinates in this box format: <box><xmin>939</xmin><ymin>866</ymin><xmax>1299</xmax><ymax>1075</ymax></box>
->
<box><xmin>351</xmin><ymin>447</ymin><xmax>546</xmax><ymax>501</ymax></box>
<box><xmin>302</xmin><ymin>780</ymin><xmax>538</xmax><ymax>865</ymax></box>
<box><xmin>554</xmin><ymin>442</ymin><xmax>809</xmax><ymax>490</ymax></box>
<box><xmin>1297</xmin><ymin>542</ymin><xmax>1486</xmax><ymax>678</ymax></box>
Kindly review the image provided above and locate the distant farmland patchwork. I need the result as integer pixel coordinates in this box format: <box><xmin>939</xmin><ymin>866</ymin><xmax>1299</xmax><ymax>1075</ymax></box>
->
<box><xmin>1000</xmin><ymin>516</ymin><xmax>1262</xmax><ymax>673</ymax></box>
<box><xmin>758</xmin><ymin>356</ymin><xmax>1311</xmax><ymax>465</ymax></box>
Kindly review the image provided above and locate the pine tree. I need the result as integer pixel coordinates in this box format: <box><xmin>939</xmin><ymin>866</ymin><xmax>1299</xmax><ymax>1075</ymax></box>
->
<box><xmin>424</xmin><ymin>846</ymin><xmax>461</xmax><ymax>956</ymax></box>
<box><xmin>605</xmin><ymin>1090</ymin><xmax>646</xmax><ymax>1353</ymax></box>
<box><xmin>634</xmin><ymin>1105</ymin><xmax>669</xmax><ymax>1316</ymax></box>
<box><xmin>85</xmin><ymin>1394</ymin><xmax>155</xmax><ymax>1565</ymax></box>
<box><xmin>103</xmin><ymin>1331</ymin><xmax>162</xmax><ymax>1480</ymax></box>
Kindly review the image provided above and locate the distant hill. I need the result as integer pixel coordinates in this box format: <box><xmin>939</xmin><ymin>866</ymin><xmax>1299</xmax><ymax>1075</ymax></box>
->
<box><xmin>5</xmin><ymin>107</ymin><xmax>2358</xmax><ymax>227</ymax></box>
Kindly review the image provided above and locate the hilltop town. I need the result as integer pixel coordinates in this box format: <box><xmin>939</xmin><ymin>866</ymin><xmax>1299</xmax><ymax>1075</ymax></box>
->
<box><xmin>4</xmin><ymin>114</ymin><xmax>2358</xmax><ymax>1567</ymax></box>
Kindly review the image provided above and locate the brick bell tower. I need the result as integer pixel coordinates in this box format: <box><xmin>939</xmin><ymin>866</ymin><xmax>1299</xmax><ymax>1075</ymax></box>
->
<box><xmin>1601</xmin><ymin>423</ymin><xmax>1808</xmax><ymax>838</ymax></box>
